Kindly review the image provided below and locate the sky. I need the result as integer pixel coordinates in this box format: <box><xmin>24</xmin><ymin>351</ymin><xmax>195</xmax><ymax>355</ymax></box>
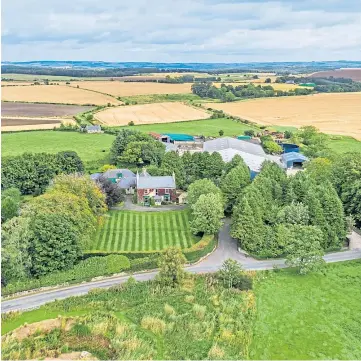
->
<box><xmin>2</xmin><ymin>0</ymin><xmax>361</xmax><ymax>62</ymax></box>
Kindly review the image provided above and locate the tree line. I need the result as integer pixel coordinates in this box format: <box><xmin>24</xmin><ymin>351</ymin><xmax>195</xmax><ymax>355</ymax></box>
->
<box><xmin>191</xmin><ymin>82</ymin><xmax>313</xmax><ymax>102</ymax></box>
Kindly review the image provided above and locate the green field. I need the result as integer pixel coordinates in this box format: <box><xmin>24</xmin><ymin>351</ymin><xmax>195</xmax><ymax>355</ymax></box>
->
<box><xmin>251</xmin><ymin>260</ymin><xmax>361</xmax><ymax>360</ymax></box>
<box><xmin>2</xmin><ymin>73</ymin><xmax>111</xmax><ymax>81</ymax></box>
<box><xmin>121</xmin><ymin>117</ymin><xmax>257</xmax><ymax>136</ymax></box>
<box><xmin>91</xmin><ymin>210</ymin><xmax>196</xmax><ymax>252</ymax></box>
<box><xmin>2</xmin><ymin>131</ymin><xmax>115</xmax><ymax>164</ymax></box>
<box><xmin>327</xmin><ymin>135</ymin><xmax>361</xmax><ymax>154</ymax></box>
<box><xmin>120</xmin><ymin>93</ymin><xmax>202</xmax><ymax>104</ymax></box>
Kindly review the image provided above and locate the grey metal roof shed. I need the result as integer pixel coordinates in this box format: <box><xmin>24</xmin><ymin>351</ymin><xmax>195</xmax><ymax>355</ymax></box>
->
<box><xmin>282</xmin><ymin>152</ymin><xmax>309</xmax><ymax>168</ymax></box>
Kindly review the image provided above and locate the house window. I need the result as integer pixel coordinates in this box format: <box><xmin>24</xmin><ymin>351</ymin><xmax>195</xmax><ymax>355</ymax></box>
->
<box><xmin>165</xmin><ymin>188</ymin><xmax>169</xmax><ymax>193</ymax></box>
<box><xmin>155</xmin><ymin>189</ymin><xmax>159</xmax><ymax>195</ymax></box>
<box><xmin>144</xmin><ymin>189</ymin><xmax>149</xmax><ymax>195</ymax></box>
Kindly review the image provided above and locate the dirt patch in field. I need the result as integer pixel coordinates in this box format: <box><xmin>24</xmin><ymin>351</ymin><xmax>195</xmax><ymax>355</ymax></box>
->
<box><xmin>69</xmin><ymin>81</ymin><xmax>192</xmax><ymax>97</ymax></box>
<box><xmin>6</xmin><ymin>318</ymin><xmax>75</xmax><ymax>341</ymax></box>
<box><xmin>95</xmin><ymin>101</ymin><xmax>209</xmax><ymax>126</ymax></box>
<box><xmin>311</xmin><ymin>68</ymin><xmax>361</xmax><ymax>81</ymax></box>
<box><xmin>1</xmin><ymin>117</ymin><xmax>75</xmax><ymax>132</ymax></box>
<box><xmin>1</xmin><ymin>85</ymin><xmax>121</xmax><ymax>106</ymax></box>
<box><xmin>1</xmin><ymin>102</ymin><xmax>94</xmax><ymax>117</ymax></box>
<box><xmin>205</xmin><ymin>93</ymin><xmax>361</xmax><ymax>140</ymax></box>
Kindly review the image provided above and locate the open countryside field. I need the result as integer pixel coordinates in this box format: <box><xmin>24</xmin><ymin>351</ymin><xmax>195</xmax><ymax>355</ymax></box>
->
<box><xmin>205</xmin><ymin>93</ymin><xmax>361</xmax><ymax>140</ymax></box>
<box><xmin>1</xmin><ymin>85</ymin><xmax>121</xmax><ymax>105</ymax></box>
<box><xmin>2</xmin><ymin>131</ymin><xmax>115</xmax><ymax>164</ymax></box>
<box><xmin>251</xmin><ymin>261</ymin><xmax>361</xmax><ymax>360</ymax></box>
<box><xmin>95</xmin><ymin>102</ymin><xmax>210</xmax><ymax>126</ymax></box>
<box><xmin>90</xmin><ymin>210</ymin><xmax>196</xmax><ymax>252</ymax></box>
<box><xmin>1</xmin><ymin>102</ymin><xmax>94</xmax><ymax>117</ymax></box>
<box><xmin>311</xmin><ymin>68</ymin><xmax>361</xmax><ymax>81</ymax></box>
<box><xmin>69</xmin><ymin>81</ymin><xmax>192</xmax><ymax>96</ymax></box>
<box><xmin>121</xmin><ymin>117</ymin><xmax>257</xmax><ymax>136</ymax></box>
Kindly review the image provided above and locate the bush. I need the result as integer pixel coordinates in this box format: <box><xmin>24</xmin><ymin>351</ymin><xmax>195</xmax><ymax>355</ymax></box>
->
<box><xmin>244</xmin><ymin>130</ymin><xmax>255</xmax><ymax>137</ymax></box>
<box><xmin>128</xmin><ymin>121</ymin><xmax>135</xmax><ymax>126</ymax></box>
<box><xmin>2</xmin><ymin>255</ymin><xmax>130</xmax><ymax>296</ymax></box>
<box><xmin>129</xmin><ymin>255</ymin><xmax>159</xmax><ymax>272</ymax></box>
<box><xmin>183</xmin><ymin>234</ymin><xmax>216</xmax><ymax>263</ymax></box>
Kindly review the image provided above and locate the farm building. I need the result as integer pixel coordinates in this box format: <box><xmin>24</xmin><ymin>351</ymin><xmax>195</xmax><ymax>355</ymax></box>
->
<box><xmin>203</xmin><ymin>137</ymin><xmax>282</xmax><ymax>178</ymax></box>
<box><xmin>85</xmin><ymin>125</ymin><xmax>102</xmax><ymax>133</ymax></box>
<box><xmin>281</xmin><ymin>152</ymin><xmax>308</xmax><ymax>169</ymax></box>
<box><xmin>150</xmin><ymin>132</ymin><xmax>194</xmax><ymax>144</ymax></box>
<box><xmin>100</xmin><ymin>168</ymin><xmax>137</xmax><ymax>194</ymax></box>
<box><xmin>136</xmin><ymin>171</ymin><xmax>176</xmax><ymax>205</ymax></box>
<box><xmin>281</xmin><ymin>143</ymin><xmax>300</xmax><ymax>153</ymax></box>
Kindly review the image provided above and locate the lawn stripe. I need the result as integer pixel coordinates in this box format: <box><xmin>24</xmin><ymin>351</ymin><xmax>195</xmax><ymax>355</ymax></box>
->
<box><xmin>179</xmin><ymin>212</ymin><xmax>189</xmax><ymax>248</ymax></box>
<box><xmin>156</xmin><ymin>213</ymin><xmax>163</xmax><ymax>250</ymax></box>
<box><xmin>120</xmin><ymin>212</ymin><xmax>127</xmax><ymax>251</ymax></box>
<box><xmin>113</xmin><ymin>211</ymin><xmax>122</xmax><ymax>251</ymax></box>
<box><xmin>107</xmin><ymin>212</ymin><xmax>117</xmax><ymax>251</ymax></box>
<box><xmin>146</xmin><ymin>214</ymin><xmax>152</xmax><ymax>251</ymax></box>
<box><xmin>131</xmin><ymin>212</ymin><xmax>137</xmax><ymax>251</ymax></box>
<box><xmin>141</xmin><ymin>213</ymin><xmax>146</xmax><ymax>251</ymax></box>
<box><xmin>134</xmin><ymin>212</ymin><xmax>140</xmax><ymax>252</ymax></box>
<box><xmin>100</xmin><ymin>215</ymin><xmax>111</xmax><ymax>251</ymax></box>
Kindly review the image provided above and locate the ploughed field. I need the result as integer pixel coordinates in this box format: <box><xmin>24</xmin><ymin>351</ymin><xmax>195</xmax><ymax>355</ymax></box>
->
<box><xmin>95</xmin><ymin>102</ymin><xmax>210</xmax><ymax>126</ymax></box>
<box><xmin>1</xmin><ymin>101</ymin><xmax>94</xmax><ymax>117</ymax></box>
<box><xmin>206</xmin><ymin>92</ymin><xmax>361</xmax><ymax>140</ymax></box>
<box><xmin>1</xmin><ymin>85</ymin><xmax>121</xmax><ymax>105</ymax></box>
<box><xmin>90</xmin><ymin>210</ymin><xmax>196</xmax><ymax>252</ymax></box>
<box><xmin>69</xmin><ymin>80</ymin><xmax>192</xmax><ymax>96</ymax></box>
<box><xmin>311</xmin><ymin>68</ymin><xmax>361</xmax><ymax>81</ymax></box>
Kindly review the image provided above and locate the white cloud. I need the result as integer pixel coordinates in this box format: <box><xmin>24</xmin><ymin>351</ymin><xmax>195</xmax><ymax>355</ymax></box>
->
<box><xmin>2</xmin><ymin>0</ymin><xmax>361</xmax><ymax>61</ymax></box>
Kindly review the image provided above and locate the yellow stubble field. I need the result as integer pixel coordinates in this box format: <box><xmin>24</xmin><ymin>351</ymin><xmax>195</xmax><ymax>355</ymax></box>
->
<box><xmin>1</xmin><ymin>85</ymin><xmax>121</xmax><ymax>105</ymax></box>
<box><xmin>95</xmin><ymin>102</ymin><xmax>210</xmax><ymax>126</ymax></box>
<box><xmin>69</xmin><ymin>81</ymin><xmax>192</xmax><ymax>97</ymax></box>
<box><xmin>205</xmin><ymin>93</ymin><xmax>361</xmax><ymax>140</ymax></box>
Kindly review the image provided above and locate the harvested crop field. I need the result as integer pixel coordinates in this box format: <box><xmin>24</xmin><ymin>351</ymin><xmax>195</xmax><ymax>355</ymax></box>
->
<box><xmin>69</xmin><ymin>81</ymin><xmax>192</xmax><ymax>96</ymax></box>
<box><xmin>1</xmin><ymin>85</ymin><xmax>121</xmax><ymax>105</ymax></box>
<box><xmin>311</xmin><ymin>68</ymin><xmax>361</xmax><ymax>81</ymax></box>
<box><xmin>2</xmin><ymin>117</ymin><xmax>61</xmax><ymax>126</ymax></box>
<box><xmin>95</xmin><ymin>102</ymin><xmax>209</xmax><ymax>126</ymax></box>
<box><xmin>1</xmin><ymin>101</ymin><xmax>94</xmax><ymax>117</ymax></box>
<box><xmin>205</xmin><ymin>92</ymin><xmax>361</xmax><ymax>140</ymax></box>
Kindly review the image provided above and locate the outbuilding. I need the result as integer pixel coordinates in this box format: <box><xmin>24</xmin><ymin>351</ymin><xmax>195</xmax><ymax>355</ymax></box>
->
<box><xmin>282</xmin><ymin>152</ymin><xmax>309</xmax><ymax>169</ymax></box>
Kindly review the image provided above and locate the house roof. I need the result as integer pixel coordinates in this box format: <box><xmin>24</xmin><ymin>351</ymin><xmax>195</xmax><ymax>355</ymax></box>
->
<box><xmin>90</xmin><ymin>173</ymin><xmax>102</xmax><ymax>180</ymax></box>
<box><xmin>203</xmin><ymin>137</ymin><xmax>266</xmax><ymax>156</ymax></box>
<box><xmin>85</xmin><ymin>125</ymin><xmax>101</xmax><ymax>131</ymax></box>
<box><xmin>117</xmin><ymin>177</ymin><xmax>136</xmax><ymax>189</ymax></box>
<box><xmin>137</xmin><ymin>175</ymin><xmax>176</xmax><ymax>189</ymax></box>
<box><xmin>103</xmin><ymin>168</ymin><xmax>135</xmax><ymax>179</ymax></box>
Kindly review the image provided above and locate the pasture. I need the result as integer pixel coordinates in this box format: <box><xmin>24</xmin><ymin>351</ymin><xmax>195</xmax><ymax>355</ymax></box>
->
<box><xmin>2</xmin><ymin>131</ymin><xmax>115</xmax><ymax>164</ymax></box>
<box><xmin>95</xmin><ymin>102</ymin><xmax>210</xmax><ymax>126</ymax></box>
<box><xmin>251</xmin><ymin>260</ymin><xmax>361</xmax><ymax>360</ymax></box>
<box><xmin>91</xmin><ymin>210</ymin><xmax>196</xmax><ymax>252</ymax></box>
<box><xmin>121</xmin><ymin>117</ymin><xmax>257</xmax><ymax>136</ymax></box>
<box><xmin>1</xmin><ymin>85</ymin><xmax>121</xmax><ymax>106</ymax></box>
<box><xmin>69</xmin><ymin>80</ymin><xmax>192</xmax><ymax>96</ymax></box>
<box><xmin>205</xmin><ymin>92</ymin><xmax>361</xmax><ymax>140</ymax></box>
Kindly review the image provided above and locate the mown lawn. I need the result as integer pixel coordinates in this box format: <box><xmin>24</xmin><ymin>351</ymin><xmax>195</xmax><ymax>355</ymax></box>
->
<box><xmin>2</xmin><ymin>131</ymin><xmax>115</xmax><ymax>165</ymax></box>
<box><xmin>251</xmin><ymin>260</ymin><xmax>361</xmax><ymax>360</ymax></box>
<box><xmin>91</xmin><ymin>210</ymin><xmax>196</xmax><ymax>252</ymax></box>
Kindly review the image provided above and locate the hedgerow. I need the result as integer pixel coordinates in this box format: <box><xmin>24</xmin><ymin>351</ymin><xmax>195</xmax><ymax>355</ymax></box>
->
<box><xmin>2</xmin><ymin>255</ymin><xmax>130</xmax><ymax>296</ymax></box>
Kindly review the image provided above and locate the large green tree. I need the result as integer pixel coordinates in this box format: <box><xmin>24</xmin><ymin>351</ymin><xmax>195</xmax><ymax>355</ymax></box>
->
<box><xmin>1</xmin><ymin>217</ymin><xmax>32</xmax><ymax>284</ymax></box>
<box><xmin>220</xmin><ymin>164</ymin><xmax>250</xmax><ymax>213</ymax></box>
<box><xmin>157</xmin><ymin>247</ymin><xmax>187</xmax><ymax>287</ymax></box>
<box><xmin>187</xmin><ymin>179</ymin><xmax>224</xmax><ymax>206</ymax></box>
<box><xmin>190</xmin><ymin>193</ymin><xmax>224</xmax><ymax>235</ymax></box>
<box><xmin>285</xmin><ymin>225</ymin><xmax>325</xmax><ymax>274</ymax></box>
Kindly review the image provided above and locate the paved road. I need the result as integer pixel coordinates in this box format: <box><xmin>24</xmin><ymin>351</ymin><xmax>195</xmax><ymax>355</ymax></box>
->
<box><xmin>2</xmin><ymin>220</ymin><xmax>361</xmax><ymax>313</ymax></box>
<box><xmin>111</xmin><ymin>195</ymin><xmax>187</xmax><ymax>212</ymax></box>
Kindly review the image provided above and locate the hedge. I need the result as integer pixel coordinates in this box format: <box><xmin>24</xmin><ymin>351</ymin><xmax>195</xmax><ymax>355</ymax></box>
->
<box><xmin>2</xmin><ymin>255</ymin><xmax>130</xmax><ymax>296</ymax></box>
<box><xmin>84</xmin><ymin>234</ymin><xmax>216</xmax><ymax>262</ymax></box>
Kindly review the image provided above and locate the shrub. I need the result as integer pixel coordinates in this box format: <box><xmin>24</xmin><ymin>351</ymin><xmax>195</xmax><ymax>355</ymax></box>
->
<box><xmin>164</xmin><ymin>304</ymin><xmax>176</xmax><ymax>316</ymax></box>
<box><xmin>128</xmin><ymin>121</ymin><xmax>135</xmax><ymax>126</ymax></box>
<box><xmin>141</xmin><ymin>316</ymin><xmax>166</xmax><ymax>334</ymax></box>
<box><xmin>244</xmin><ymin>130</ymin><xmax>255</xmax><ymax>137</ymax></box>
<box><xmin>192</xmin><ymin>304</ymin><xmax>206</xmax><ymax>320</ymax></box>
<box><xmin>129</xmin><ymin>256</ymin><xmax>159</xmax><ymax>272</ymax></box>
